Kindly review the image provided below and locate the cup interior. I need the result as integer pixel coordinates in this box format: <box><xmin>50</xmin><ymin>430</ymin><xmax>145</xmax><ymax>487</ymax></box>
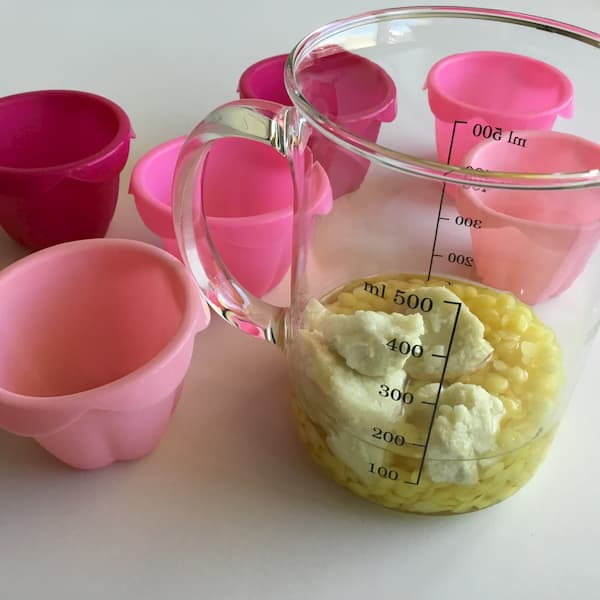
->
<box><xmin>297</xmin><ymin>47</ymin><xmax>396</xmax><ymax>121</ymax></box>
<box><xmin>0</xmin><ymin>244</ymin><xmax>189</xmax><ymax>397</ymax></box>
<box><xmin>0</xmin><ymin>91</ymin><xmax>123</xmax><ymax>169</ymax></box>
<box><xmin>466</xmin><ymin>132</ymin><xmax>600</xmax><ymax>226</ymax></box>
<box><xmin>141</xmin><ymin>137</ymin><xmax>292</xmax><ymax>219</ymax></box>
<box><xmin>241</xmin><ymin>50</ymin><xmax>396</xmax><ymax>122</ymax></box>
<box><xmin>430</xmin><ymin>52</ymin><xmax>572</xmax><ymax>116</ymax></box>
<box><xmin>203</xmin><ymin>138</ymin><xmax>293</xmax><ymax>218</ymax></box>
<box><xmin>241</xmin><ymin>55</ymin><xmax>291</xmax><ymax>105</ymax></box>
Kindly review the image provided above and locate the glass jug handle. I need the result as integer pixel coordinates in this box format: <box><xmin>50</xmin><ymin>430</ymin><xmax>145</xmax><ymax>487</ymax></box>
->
<box><xmin>172</xmin><ymin>99</ymin><xmax>305</xmax><ymax>345</ymax></box>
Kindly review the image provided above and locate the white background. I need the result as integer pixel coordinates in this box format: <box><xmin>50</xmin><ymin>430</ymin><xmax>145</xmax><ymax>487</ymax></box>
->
<box><xmin>1</xmin><ymin>1</ymin><xmax>599</xmax><ymax>598</ymax></box>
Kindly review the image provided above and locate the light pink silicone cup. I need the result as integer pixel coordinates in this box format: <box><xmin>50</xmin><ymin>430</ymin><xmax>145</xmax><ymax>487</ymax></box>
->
<box><xmin>424</xmin><ymin>51</ymin><xmax>574</xmax><ymax>165</ymax></box>
<box><xmin>130</xmin><ymin>135</ymin><xmax>332</xmax><ymax>297</ymax></box>
<box><xmin>0</xmin><ymin>238</ymin><xmax>209</xmax><ymax>469</ymax></box>
<box><xmin>455</xmin><ymin>130</ymin><xmax>600</xmax><ymax>304</ymax></box>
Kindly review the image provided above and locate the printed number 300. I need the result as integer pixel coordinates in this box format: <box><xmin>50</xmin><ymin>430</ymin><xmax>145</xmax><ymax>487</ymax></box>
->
<box><xmin>379</xmin><ymin>384</ymin><xmax>414</xmax><ymax>404</ymax></box>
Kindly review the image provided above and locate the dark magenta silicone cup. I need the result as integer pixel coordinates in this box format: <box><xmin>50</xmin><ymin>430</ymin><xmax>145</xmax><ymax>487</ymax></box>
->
<box><xmin>0</xmin><ymin>90</ymin><xmax>133</xmax><ymax>250</ymax></box>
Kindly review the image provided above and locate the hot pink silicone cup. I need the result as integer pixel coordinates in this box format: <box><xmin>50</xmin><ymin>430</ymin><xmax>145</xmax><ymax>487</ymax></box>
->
<box><xmin>238</xmin><ymin>50</ymin><xmax>397</xmax><ymax>198</ymax></box>
<box><xmin>455</xmin><ymin>130</ymin><xmax>600</xmax><ymax>304</ymax></box>
<box><xmin>424</xmin><ymin>51</ymin><xmax>574</xmax><ymax>166</ymax></box>
<box><xmin>130</xmin><ymin>135</ymin><xmax>332</xmax><ymax>297</ymax></box>
<box><xmin>0</xmin><ymin>238</ymin><xmax>209</xmax><ymax>469</ymax></box>
<box><xmin>0</xmin><ymin>89</ymin><xmax>133</xmax><ymax>250</ymax></box>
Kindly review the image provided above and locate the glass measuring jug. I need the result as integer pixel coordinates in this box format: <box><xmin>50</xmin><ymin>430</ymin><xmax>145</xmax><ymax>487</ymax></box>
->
<box><xmin>173</xmin><ymin>7</ymin><xmax>600</xmax><ymax>514</ymax></box>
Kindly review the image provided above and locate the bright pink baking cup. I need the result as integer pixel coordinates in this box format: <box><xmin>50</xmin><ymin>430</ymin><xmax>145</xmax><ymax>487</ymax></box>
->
<box><xmin>0</xmin><ymin>238</ymin><xmax>209</xmax><ymax>469</ymax></box>
<box><xmin>455</xmin><ymin>130</ymin><xmax>600</xmax><ymax>304</ymax></box>
<box><xmin>425</xmin><ymin>51</ymin><xmax>573</xmax><ymax>165</ymax></box>
<box><xmin>0</xmin><ymin>89</ymin><xmax>133</xmax><ymax>250</ymax></box>
<box><xmin>238</xmin><ymin>50</ymin><xmax>397</xmax><ymax>197</ymax></box>
<box><xmin>130</xmin><ymin>135</ymin><xmax>332</xmax><ymax>297</ymax></box>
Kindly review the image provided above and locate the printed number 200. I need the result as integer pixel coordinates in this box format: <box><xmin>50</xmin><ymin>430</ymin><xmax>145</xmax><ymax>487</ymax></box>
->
<box><xmin>448</xmin><ymin>252</ymin><xmax>474</xmax><ymax>267</ymax></box>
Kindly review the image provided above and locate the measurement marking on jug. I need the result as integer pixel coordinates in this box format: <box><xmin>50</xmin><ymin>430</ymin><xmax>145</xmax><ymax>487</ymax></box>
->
<box><xmin>507</xmin><ymin>130</ymin><xmax>527</xmax><ymax>147</ymax></box>
<box><xmin>472</xmin><ymin>123</ymin><xmax>502</xmax><ymax>141</ymax></box>
<box><xmin>426</xmin><ymin>181</ymin><xmax>449</xmax><ymax>281</ymax></box>
<box><xmin>393</xmin><ymin>290</ymin><xmax>434</xmax><ymax>311</ymax></box>
<box><xmin>454</xmin><ymin>215</ymin><xmax>482</xmax><ymax>228</ymax></box>
<box><xmin>427</xmin><ymin>119</ymin><xmax>467</xmax><ymax>281</ymax></box>
<box><xmin>407</xmin><ymin>300</ymin><xmax>463</xmax><ymax>486</ymax></box>
<box><xmin>471</xmin><ymin>124</ymin><xmax>527</xmax><ymax>147</ymax></box>
<box><xmin>378</xmin><ymin>384</ymin><xmax>414</xmax><ymax>404</ymax></box>
<box><xmin>386</xmin><ymin>339</ymin><xmax>424</xmax><ymax>357</ymax></box>
<box><xmin>363</xmin><ymin>281</ymin><xmax>387</xmax><ymax>298</ymax></box>
<box><xmin>369</xmin><ymin>464</ymin><xmax>399</xmax><ymax>480</ymax></box>
<box><xmin>446</xmin><ymin>120</ymin><xmax>469</xmax><ymax>163</ymax></box>
<box><xmin>372</xmin><ymin>427</ymin><xmax>406</xmax><ymax>447</ymax></box>
<box><xmin>363</xmin><ymin>280</ymin><xmax>436</xmax><ymax>310</ymax></box>
<box><xmin>463</xmin><ymin>166</ymin><xmax>489</xmax><ymax>193</ymax></box>
<box><xmin>448</xmin><ymin>253</ymin><xmax>474</xmax><ymax>267</ymax></box>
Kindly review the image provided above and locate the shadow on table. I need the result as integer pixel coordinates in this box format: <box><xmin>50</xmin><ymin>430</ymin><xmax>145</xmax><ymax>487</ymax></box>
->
<box><xmin>0</xmin><ymin>309</ymin><xmax>495</xmax><ymax>535</ymax></box>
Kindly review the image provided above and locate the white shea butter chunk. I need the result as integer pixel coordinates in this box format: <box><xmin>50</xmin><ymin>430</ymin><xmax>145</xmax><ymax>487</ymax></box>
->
<box><xmin>327</xmin><ymin>431</ymin><xmax>386</xmax><ymax>485</ymax></box>
<box><xmin>294</xmin><ymin>328</ymin><xmax>407</xmax><ymax>428</ymax></box>
<box><xmin>415</xmin><ymin>382</ymin><xmax>505</xmax><ymax>485</ymax></box>
<box><xmin>303</xmin><ymin>299</ymin><xmax>425</xmax><ymax>376</ymax></box>
<box><xmin>404</xmin><ymin>286</ymin><xmax>493</xmax><ymax>380</ymax></box>
<box><xmin>302</xmin><ymin>297</ymin><xmax>330</xmax><ymax>330</ymax></box>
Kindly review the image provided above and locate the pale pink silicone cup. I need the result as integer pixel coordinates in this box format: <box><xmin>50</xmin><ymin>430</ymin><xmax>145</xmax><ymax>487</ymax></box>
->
<box><xmin>0</xmin><ymin>90</ymin><xmax>134</xmax><ymax>250</ymax></box>
<box><xmin>455</xmin><ymin>130</ymin><xmax>600</xmax><ymax>304</ymax></box>
<box><xmin>424</xmin><ymin>51</ymin><xmax>574</xmax><ymax>166</ymax></box>
<box><xmin>130</xmin><ymin>135</ymin><xmax>332</xmax><ymax>297</ymax></box>
<box><xmin>0</xmin><ymin>238</ymin><xmax>209</xmax><ymax>469</ymax></box>
<box><xmin>238</xmin><ymin>50</ymin><xmax>397</xmax><ymax>198</ymax></box>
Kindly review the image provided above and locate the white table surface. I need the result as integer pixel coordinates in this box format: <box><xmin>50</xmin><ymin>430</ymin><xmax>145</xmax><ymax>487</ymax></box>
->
<box><xmin>1</xmin><ymin>1</ymin><xmax>599</xmax><ymax>598</ymax></box>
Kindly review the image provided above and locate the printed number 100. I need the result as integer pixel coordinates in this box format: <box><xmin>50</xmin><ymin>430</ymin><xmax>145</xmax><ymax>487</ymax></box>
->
<box><xmin>369</xmin><ymin>463</ymin><xmax>399</xmax><ymax>480</ymax></box>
